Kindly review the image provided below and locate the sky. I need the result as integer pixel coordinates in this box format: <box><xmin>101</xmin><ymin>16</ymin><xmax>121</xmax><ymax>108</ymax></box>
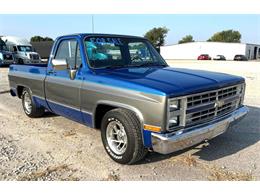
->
<box><xmin>0</xmin><ymin>14</ymin><xmax>259</xmax><ymax>45</ymax></box>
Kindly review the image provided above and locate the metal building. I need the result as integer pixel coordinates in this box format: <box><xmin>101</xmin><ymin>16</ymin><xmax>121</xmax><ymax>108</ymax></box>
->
<box><xmin>160</xmin><ymin>42</ymin><xmax>260</xmax><ymax>60</ymax></box>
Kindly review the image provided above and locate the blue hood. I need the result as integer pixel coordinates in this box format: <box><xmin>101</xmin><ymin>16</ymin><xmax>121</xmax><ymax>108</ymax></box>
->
<box><xmin>99</xmin><ymin>66</ymin><xmax>244</xmax><ymax>97</ymax></box>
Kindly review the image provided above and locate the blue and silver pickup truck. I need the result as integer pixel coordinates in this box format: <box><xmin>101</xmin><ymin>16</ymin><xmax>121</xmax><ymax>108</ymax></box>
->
<box><xmin>8</xmin><ymin>33</ymin><xmax>249</xmax><ymax>164</ymax></box>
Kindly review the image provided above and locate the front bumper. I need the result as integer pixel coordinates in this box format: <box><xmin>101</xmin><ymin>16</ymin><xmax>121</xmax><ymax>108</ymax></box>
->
<box><xmin>152</xmin><ymin>106</ymin><xmax>249</xmax><ymax>154</ymax></box>
<box><xmin>0</xmin><ymin>60</ymin><xmax>14</xmax><ymax>66</ymax></box>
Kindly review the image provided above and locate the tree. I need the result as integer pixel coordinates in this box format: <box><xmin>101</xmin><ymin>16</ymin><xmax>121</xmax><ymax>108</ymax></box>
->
<box><xmin>207</xmin><ymin>30</ymin><xmax>241</xmax><ymax>43</ymax></box>
<box><xmin>30</xmin><ymin>36</ymin><xmax>53</xmax><ymax>42</ymax></box>
<box><xmin>144</xmin><ymin>27</ymin><xmax>169</xmax><ymax>48</ymax></box>
<box><xmin>178</xmin><ymin>35</ymin><xmax>195</xmax><ymax>44</ymax></box>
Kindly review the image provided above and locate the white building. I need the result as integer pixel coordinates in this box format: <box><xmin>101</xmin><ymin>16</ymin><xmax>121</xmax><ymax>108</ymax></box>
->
<box><xmin>160</xmin><ymin>42</ymin><xmax>260</xmax><ymax>60</ymax></box>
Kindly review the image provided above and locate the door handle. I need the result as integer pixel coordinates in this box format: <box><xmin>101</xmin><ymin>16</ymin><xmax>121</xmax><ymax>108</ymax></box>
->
<box><xmin>48</xmin><ymin>70</ymin><xmax>56</xmax><ymax>74</ymax></box>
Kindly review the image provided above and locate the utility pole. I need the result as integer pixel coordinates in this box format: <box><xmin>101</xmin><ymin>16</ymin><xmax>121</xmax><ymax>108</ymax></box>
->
<box><xmin>92</xmin><ymin>15</ymin><xmax>95</xmax><ymax>33</ymax></box>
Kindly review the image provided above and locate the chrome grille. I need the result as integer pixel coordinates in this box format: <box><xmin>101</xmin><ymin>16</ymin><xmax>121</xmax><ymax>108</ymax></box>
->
<box><xmin>30</xmin><ymin>54</ymin><xmax>40</xmax><ymax>60</ymax></box>
<box><xmin>167</xmin><ymin>84</ymin><xmax>245</xmax><ymax>132</ymax></box>
<box><xmin>187</xmin><ymin>86</ymin><xmax>238</xmax><ymax>108</ymax></box>
<box><xmin>187</xmin><ymin>92</ymin><xmax>216</xmax><ymax>107</ymax></box>
<box><xmin>217</xmin><ymin>101</ymin><xmax>237</xmax><ymax>115</ymax></box>
<box><xmin>218</xmin><ymin>86</ymin><xmax>237</xmax><ymax>100</ymax></box>
<box><xmin>186</xmin><ymin>108</ymin><xmax>215</xmax><ymax>124</ymax></box>
<box><xmin>185</xmin><ymin>85</ymin><xmax>240</xmax><ymax>126</ymax></box>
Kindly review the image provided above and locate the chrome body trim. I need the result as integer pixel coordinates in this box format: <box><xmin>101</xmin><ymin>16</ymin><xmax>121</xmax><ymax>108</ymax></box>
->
<box><xmin>152</xmin><ymin>106</ymin><xmax>249</xmax><ymax>154</ymax></box>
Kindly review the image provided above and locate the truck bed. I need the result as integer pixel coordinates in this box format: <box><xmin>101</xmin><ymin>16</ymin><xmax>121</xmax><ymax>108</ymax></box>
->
<box><xmin>8</xmin><ymin>63</ymin><xmax>48</xmax><ymax>99</ymax></box>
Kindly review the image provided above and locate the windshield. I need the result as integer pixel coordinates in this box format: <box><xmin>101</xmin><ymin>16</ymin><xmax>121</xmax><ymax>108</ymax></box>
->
<box><xmin>84</xmin><ymin>36</ymin><xmax>167</xmax><ymax>69</ymax></box>
<box><xmin>17</xmin><ymin>45</ymin><xmax>33</xmax><ymax>52</ymax></box>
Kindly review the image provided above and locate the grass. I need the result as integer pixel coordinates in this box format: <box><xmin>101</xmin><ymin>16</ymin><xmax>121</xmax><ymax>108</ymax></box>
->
<box><xmin>207</xmin><ymin>166</ymin><xmax>253</xmax><ymax>181</ymax></box>
<box><xmin>63</xmin><ymin>130</ymin><xmax>77</xmax><ymax>137</ymax></box>
<box><xmin>103</xmin><ymin>171</ymin><xmax>120</xmax><ymax>181</ymax></box>
<box><xmin>171</xmin><ymin>154</ymin><xmax>254</xmax><ymax>181</ymax></box>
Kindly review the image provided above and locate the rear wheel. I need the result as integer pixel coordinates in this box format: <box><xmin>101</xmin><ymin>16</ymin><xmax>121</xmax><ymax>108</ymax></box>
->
<box><xmin>101</xmin><ymin>108</ymin><xmax>147</xmax><ymax>164</ymax></box>
<box><xmin>21</xmin><ymin>88</ymin><xmax>45</xmax><ymax>118</ymax></box>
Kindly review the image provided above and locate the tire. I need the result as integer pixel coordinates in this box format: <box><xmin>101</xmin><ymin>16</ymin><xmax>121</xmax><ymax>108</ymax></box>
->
<box><xmin>101</xmin><ymin>108</ymin><xmax>147</xmax><ymax>164</ymax></box>
<box><xmin>21</xmin><ymin>88</ymin><xmax>45</xmax><ymax>118</ymax></box>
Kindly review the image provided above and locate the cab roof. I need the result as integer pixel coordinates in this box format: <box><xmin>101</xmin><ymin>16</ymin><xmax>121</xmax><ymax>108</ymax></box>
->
<box><xmin>56</xmin><ymin>33</ymin><xmax>146</xmax><ymax>40</ymax></box>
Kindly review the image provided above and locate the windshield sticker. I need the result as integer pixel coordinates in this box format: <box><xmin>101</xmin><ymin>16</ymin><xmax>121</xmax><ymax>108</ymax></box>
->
<box><xmin>89</xmin><ymin>37</ymin><xmax>123</xmax><ymax>46</ymax></box>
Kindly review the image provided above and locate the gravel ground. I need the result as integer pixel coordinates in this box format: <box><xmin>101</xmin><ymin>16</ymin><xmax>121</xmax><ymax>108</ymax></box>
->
<box><xmin>0</xmin><ymin>61</ymin><xmax>259</xmax><ymax>181</ymax></box>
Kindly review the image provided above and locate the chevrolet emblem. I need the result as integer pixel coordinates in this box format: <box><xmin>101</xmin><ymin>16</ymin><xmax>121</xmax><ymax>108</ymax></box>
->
<box><xmin>215</xmin><ymin>100</ymin><xmax>225</xmax><ymax>107</ymax></box>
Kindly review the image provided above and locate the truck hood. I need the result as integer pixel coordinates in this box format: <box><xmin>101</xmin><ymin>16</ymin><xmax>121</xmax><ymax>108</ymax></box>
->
<box><xmin>0</xmin><ymin>50</ymin><xmax>13</xmax><ymax>55</ymax></box>
<box><xmin>100</xmin><ymin>66</ymin><xmax>244</xmax><ymax>97</ymax></box>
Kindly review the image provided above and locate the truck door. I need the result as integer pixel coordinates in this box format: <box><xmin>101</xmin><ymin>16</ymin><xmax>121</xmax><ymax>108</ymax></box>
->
<box><xmin>45</xmin><ymin>38</ymin><xmax>84</xmax><ymax>123</ymax></box>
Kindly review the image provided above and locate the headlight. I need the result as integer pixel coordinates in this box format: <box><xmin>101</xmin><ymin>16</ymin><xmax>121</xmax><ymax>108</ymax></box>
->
<box><xmin>169</xmin><ymin>99</ymin><xmax>180</xmax><ymax>111</ymax></box>
<box><xmin>169</xmin><ymin>116</ymin><xmax>180</xmax><ymax>128</ymax></box>
<box><xmin>237</xmin><ymin>84</ymin><xmax>243</xmax><ymax>94</ymax></box>
<box><xmin>239</xmin><ymin>83</ymin><xmax>246</xmax><ymax>106</ymax></box>
<box><xmin>167</xmin><ymin>98</ymin><xmax>186</xmax><ymax>131</ymax></box>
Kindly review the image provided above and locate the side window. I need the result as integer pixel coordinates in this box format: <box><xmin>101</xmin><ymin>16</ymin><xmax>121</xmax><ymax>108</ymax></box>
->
<box><xmin>55</xmin><ymin>39</ymin><xmax>82</xmax><ymax>69</ymax></box>
<box><xmin>13</xmin><ymin>46</ymin><xmax>17</xmax><ymax>52</ymax></box>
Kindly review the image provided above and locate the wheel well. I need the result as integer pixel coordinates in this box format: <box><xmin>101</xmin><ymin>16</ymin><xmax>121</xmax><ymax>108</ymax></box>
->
<box><xmin>17</xmin><ymin>86</ymin><xmax>25</xmax><ymax>98</ymax></box>
<box><xmin>94</xmin><ymin>104</ymin><xmax>116</xmax><ymax>129</ymax></box>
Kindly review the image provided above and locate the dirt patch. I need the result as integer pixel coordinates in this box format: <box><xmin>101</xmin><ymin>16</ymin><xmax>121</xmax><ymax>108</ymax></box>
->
<box><xmin>0</xmin><ymin>133</ymin><xmax>50</xmax><ymax>180</ymax></box>
<box><xmin>19</xmin><ymin>164</ymin><xmax>79</xmax><ymax>181</ymax></box>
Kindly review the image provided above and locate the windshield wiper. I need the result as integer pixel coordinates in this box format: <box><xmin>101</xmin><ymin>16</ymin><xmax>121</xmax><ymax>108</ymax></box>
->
<box><xmin>128</xmin><ymin>62</ymin><xmax>167</xmax><ymax>68</ymax></box>
<box><xmin>102</xmin><ymin>65</ymin><xmax>126</xmax><ymax>69</ymax></box>
<box><xmin>97</xmin><ymin>62</ymin><xmax>167</xmax><ymax>69</ymax></box>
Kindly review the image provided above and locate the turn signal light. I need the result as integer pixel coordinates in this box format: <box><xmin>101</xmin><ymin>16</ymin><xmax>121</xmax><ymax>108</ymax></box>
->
<box><xmin>144</xmin><ymin>125</ymin><xmax>161</xmax><ymax>132</ymax></box>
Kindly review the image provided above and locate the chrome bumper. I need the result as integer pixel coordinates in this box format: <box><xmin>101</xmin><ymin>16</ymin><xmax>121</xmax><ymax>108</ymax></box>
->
<box><xmin>152</xmin><ymin>106</ymin><xmax>249</xmax><ymax>154</ymax></box>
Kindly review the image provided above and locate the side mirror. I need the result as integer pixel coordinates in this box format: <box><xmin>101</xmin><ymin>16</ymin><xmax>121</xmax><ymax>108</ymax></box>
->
<box><xmin>51</xmin><ymin>59</ymin><xmax>68</xmax><ymax>71</ymax></box>
<box><xmin>69</xmin><ymin>69</ymin><xmax>77</xmax><ymax>80</ymax></box>
<box><xmin>51</xmin><ymin>59</ymin><xmax>77</xmax><ymax>80</ymax></box>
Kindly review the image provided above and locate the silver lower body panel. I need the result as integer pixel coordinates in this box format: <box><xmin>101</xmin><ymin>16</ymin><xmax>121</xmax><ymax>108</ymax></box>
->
<box><xmin>152</xmin><ymin>106</ymin><xmax>249</xmax><ymax>154</ymax></box>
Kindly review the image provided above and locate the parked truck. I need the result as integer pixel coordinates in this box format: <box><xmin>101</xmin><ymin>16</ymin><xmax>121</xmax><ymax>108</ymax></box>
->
<box><xmin>0</xmin><ymin>37</ymin><xmax>15</xmax><ymax>67</ymax></box>
<box><xmin>8</xmin><ymin>33</ymin><xmax>249</xmax><ymax>164</ymax></box>
<box><xmin>2</xmin><ymin>36</ymin><xmax>41</xmax><ymax>64</ymax></box>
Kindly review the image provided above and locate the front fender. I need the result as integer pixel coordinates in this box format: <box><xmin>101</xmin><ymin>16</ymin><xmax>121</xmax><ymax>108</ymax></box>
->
<box><xmin>94</xmin><ymin>100</ymin><xmax>144</xmax><ymax>126</ymax></box>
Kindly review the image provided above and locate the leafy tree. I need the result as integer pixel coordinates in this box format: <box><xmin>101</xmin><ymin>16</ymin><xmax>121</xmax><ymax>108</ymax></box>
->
<box><xmin>30</xmin><ymin>36</ymin><xmax>53</xmax><ymax>42</ymax></box>
<box><xmin>178</xmin><ymin>35</ymin><xmax>195</xmax><ymax>44</ymax></box>
<box><xmin>0</xmin><ymin>37</ymin><xmax>5</xmax><ymax>45</ymax></box>
<box><xmin>144</xmin><ymin>27</ymin><xmax>169</xmax><ymax>48</ymax></box>
<box><xmin>0</xmin><ymin>38</ymin><xmax>7</xmax><ymax>50</ymax></box>
<box><xmin>207</xmin><ymin>30</ymin><xmax>241</xmax><ymax>43</ymax></box>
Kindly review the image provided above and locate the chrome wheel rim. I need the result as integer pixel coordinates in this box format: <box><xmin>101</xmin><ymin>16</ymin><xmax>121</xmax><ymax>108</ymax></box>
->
<box><xmin>23</xmin><ymin>92</ymin><xmax>32</xmax><ymax>114</ymax></box>
<box><xmin>106</xmin><ymin>119</ymin><xmax>128</xmax><ymax>155</ymax></box>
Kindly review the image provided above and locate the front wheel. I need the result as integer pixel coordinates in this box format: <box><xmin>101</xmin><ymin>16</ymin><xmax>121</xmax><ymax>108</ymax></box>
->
<box><xmin>21</xmin><ymin>88</ymin><xmax>45</xmax><ymax>118</ymax></box>
<box><xmin>101</xmin><ymin>108</ymin><xmax>147</xmax><ymax>164</ymax></box>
